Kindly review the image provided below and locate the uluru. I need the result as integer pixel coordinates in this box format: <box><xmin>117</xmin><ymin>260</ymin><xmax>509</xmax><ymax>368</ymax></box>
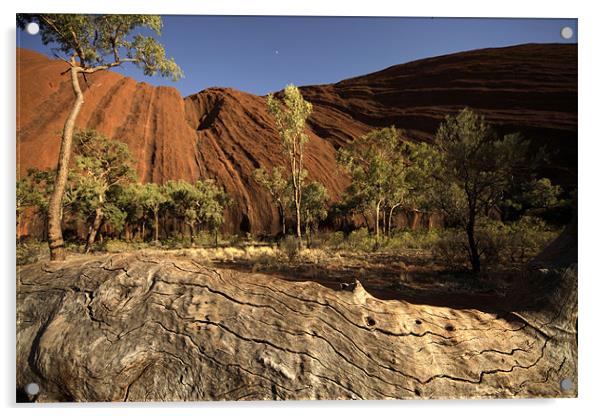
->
<box><xmin>17</xmin><ymin>43</ymin><xmax>577</xmax><ymax>235</ymax></box>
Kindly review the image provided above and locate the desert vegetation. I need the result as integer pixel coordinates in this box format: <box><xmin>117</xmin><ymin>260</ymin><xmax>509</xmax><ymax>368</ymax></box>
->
<box><xmin>17</xmin><ymin>95</ymin><xmax>569</xmax><ymax>300</ymax></box>
<box><xmin>15</xmin><ymin>14</ymin><xmax>571</xmax><ymax>280</ymax></box>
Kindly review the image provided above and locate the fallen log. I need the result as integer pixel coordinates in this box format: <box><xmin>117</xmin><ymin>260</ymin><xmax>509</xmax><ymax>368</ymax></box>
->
<box><xmin>16</xmin><ymin>238</ymin><xmax>577</xmax><ymax>401</ymax></box>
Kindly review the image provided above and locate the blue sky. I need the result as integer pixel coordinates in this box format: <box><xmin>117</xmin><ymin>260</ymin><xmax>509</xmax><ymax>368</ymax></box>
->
<box><xmin>17</xmin><ymin>16</ymin><xmax>577</xmax><ymax>97</ymax></box>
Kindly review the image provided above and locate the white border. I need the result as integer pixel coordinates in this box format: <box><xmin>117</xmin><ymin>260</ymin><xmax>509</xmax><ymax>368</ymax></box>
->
<box><xmin>3</xmin><ymin>1</ymin><xmax>600</xmax><ymax>415</ymax></box>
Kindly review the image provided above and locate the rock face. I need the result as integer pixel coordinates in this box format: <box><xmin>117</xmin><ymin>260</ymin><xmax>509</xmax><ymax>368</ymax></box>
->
<box><xmin>17</xmin><ymin>241</ymin><xmax>577</xmax><ymax>401</ymax></box>
<box><xmin>17</xmin><ymin>43</ymin><xmax>577</xmax><ymax>234</ymax></box>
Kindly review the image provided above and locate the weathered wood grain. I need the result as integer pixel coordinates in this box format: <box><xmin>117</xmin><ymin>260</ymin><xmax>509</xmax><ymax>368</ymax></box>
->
<box><xmin>16</xmin><ymin>247</ymin><xmax>577</xmax><ymax>401</ymax></box>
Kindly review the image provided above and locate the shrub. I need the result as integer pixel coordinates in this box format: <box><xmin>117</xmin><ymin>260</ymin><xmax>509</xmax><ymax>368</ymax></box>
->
<box><xmin>433</xmin><ymin>230</ymin><xmax>469</xmax><ymax>269</ymax></box>
<box><xmin>161</xmin><ymin>236</ymin><xmax>189</xmax><ymax>249</ymax></box>
<box><xmin>279</xmin><ymin>235</ymin><xmax>300</xmax><ymax>262</ymax></box>
<box><xmin>383</xmin><ymin>230</ymin><xmax>441</xmax><ymax>251</ymax></box>
<box><xmin>505</xmin><ymin>216</ymin><xmax>558</xmax><ymax>264</ymax></box>
<box><xmin>344</xmin><ymin>228</ymin><xmax>374</xmax><ymax>252</ymax></box>
<box><xmin>433</xmin><ymin>218</ymin><xmax>560</xmax><ymax>271</ymax></box>
<box><xmin>17</xmin><ymin>241</ymin><xmax>48</xmax><ymax>265</ymax></box>
<box><xmin>93</xmin><ymin>238</ymin><xmax>151</xmax><ymax>253</ymax></box>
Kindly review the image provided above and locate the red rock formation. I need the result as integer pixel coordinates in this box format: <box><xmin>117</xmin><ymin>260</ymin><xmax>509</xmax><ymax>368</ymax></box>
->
<box><xmin>16</xmin><ymin>43</ymin><xmax>577</xmax><ymax>235</ymax></box>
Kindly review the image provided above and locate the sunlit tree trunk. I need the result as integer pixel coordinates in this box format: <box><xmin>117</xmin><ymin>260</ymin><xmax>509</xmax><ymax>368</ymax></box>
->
<box><xmin>375</xmin><ymin>199</ymin><xmax>383</xmax><ymax>241</ymax></box>
<box><xmin>387</xmin><ymin>203</ymin><xmax>401</xmax><ymax>236</ymax></box>
<box><xmin>84</xmin><ymin>206</ymin><xmax>103</xmax><ymax>254</ymax></box>
<box><xmin>47</xmin><ymin>65</ymin><xmax>84</xmax><ymax>261</ymax></box>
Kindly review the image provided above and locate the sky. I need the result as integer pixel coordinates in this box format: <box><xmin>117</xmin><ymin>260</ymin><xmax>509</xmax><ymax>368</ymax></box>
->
<box><xmin>17</xmin><ymin>16</ymin><xmax>577</xmax><ymax>97</ymax></box>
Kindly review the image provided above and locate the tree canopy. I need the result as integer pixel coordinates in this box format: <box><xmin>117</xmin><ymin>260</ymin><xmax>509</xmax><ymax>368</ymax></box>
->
<box><xmin>17</xmin><ymin>14</ymin><xmax>183</xmax><ymax>79</ymax></box>
<box><xmin>266</xmin><ymin>85</ymin><xmax>313</xmax><ymax>244</ymax></box>
<box><xmin>424</xmin><ymin>108</ymin><xmax>537</xmax><ymax>272</ymax></box>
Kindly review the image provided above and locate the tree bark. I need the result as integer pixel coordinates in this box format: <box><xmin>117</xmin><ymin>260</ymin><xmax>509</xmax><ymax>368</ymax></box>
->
<box><xmin>375</xmin><ymin>200</ymin><xmax>382</xmax><ymax>241</ymax></box>
<box><xmin>188</xmin><ymin>222</ymin><xmax>195</xmax><ymax>245</ymax></box>
<box><xmin>295</xmin><ymin>188</ymin><xmax>302</xmax><ymax>245</ymax></box>
<box><xmin>153</xmin><ymin>210</ymin><xmax>160</xmax><ymax>242</ymax></box>
<box><xmin>466</xmin><ymin>213</ymin><xmax>481</xmax><ymax>273</ymax></box>
<box><xmin>47</xmin><ymin>66</ymin><xmax>84</xmax><ymax>261</ymax></box>
<box><xmin>277</xmin><ymin>202</ymin><xmax>286</xmax><ymax>237</ymax></box>
<box><xmin>84</xmin><ymin>207</ymin><xmax>103</xmax><ymax>254</ymax></box>
<box><xmin>387</xmin><ymin>203</ymin><xmax>401</xmax><ymax>236</ymax></box>
<box><xmin>16</xmin><ymin>237</ymin><xmax>577</xmax><ymax>401</ymax></box>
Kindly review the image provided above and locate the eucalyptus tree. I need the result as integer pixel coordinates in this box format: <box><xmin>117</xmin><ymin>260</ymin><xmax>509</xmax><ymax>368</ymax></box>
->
<box><xmin>196</xmin><ymin>179</ymin><xmax>232</xmax><ymax>247</ymax></box>
<box><xmin>428</xmin><ymin>108</ymin><xmax>534</xmax><ymax>273</ymax></box>
<box><xmin>71</xmin><ymin>129</ymin><xmax>136</xmax><ymax>253</ymax></box>
<box><xmin>164</xmin><ymin>180</ymin><xmax>200</xmax><ymax>243</ymax></box>
<box><xmin>253</xmin><ymin>166</ymin><xmax>290</xmax><ymax>236</ymax></box>
<box><xmin>164</xmin><ymin>179</ymin><xmax>230</xmax><ymax>245</ymax></box>
<box><xmin>17</xmin><ymin>14</ymin><xmax>183</xmax><ymax>260</ymax></box>
<box><xmin>266</xmin><ymin>85</ymin><xmax>313</xmax><ymax>245</ymax></box>
<box><xmin>300</xmin><ymin>181</ymin><xmax>329</xmax><ymax>246</ymax></box>
<box><xmin>337</xmin><ymin>126</ymin><xmax>404</xmax><ymax>241</ymax></box>
<box><xmin>116</xmin><ymin>183</ymin><xmax>145</xmax><ymax>241</ymax></box>
<box><xmin>139</xmin><ymin>183</ymin><xmax>168</xmax><ymax>242</ymax></box>
<box><xmin>384</xmin><ymin>141</ymin><xmax>439</xmax><ymax>235</ymax></box>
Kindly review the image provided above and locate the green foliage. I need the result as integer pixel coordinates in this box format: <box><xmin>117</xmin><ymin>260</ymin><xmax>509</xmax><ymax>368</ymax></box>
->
<box><xmin>326</xmin><ymin>231</ymin><xmax>346</xmax><ymax>249</ymax></box>
<box><xmin>266</xmin><ymin>84</ymin><xmax>313</xmax><ymax>240</ymax></box>
<box><xmin>520</xmin><ymin>178</ymin><xmax>561</xmax><ymax>209</ymax></box>
<box><xmin>70</xmin><ymin>129</ymin><xmax>136</xmax><ymax>223</ymax></box>
<box><xmin>300</xmin><ymin>180</ymin><xmax>329</xmax><ymax>238</ymax></box>
<box><xmin>422</xmin><ymin>108</ymin><xmax>543</xmax><ymax>272</ymax></box>
<box><xmin>433</xmin><ymin>218</ymin><xmax>559</xmax><ymax>270</ymax></box>
<box><xmin>253</xmin><ymin>166</ymin><xmax>290</xmax><ymax>234</ymax></box>
<box><xmin>345</xmin><ymin>228</ymin><xmax>373</xmax><ymax>252</ymax></box>
<box><xmin>428</xmin><ymin>109</ymin><xmax>532</xmax><ymax>224</ymax></box>
<box><xmin>337</xmin><ymin>127</ymin><xmax>401</xmax><ymax>214</ymax></box>
<box><xmin>337</xmin><ymin>126</ymin><xmax>429</xmax><ymax>237</ymax></box>
<box><xmin>101</xmin><ymin>203</ymin><xmax>127</xmax><ymax>233</ymax></box>
<box><xmin>164</xmin><ymin>179</ymin><xmax>231</xmax><ymax>243</ymax></box>
<box><xmin>16</xmin><ymin>168</ymin><xmax>54</xmax><ymax>219</ymax></box>
<box><xmin>253</xmin><ymin>166</ymin><xmax>289</xmax><ymax>201</ymax></box>
<box><xmin>266</xmin><ymin>85</ymin><xmax>313</xmax><ymax>156</ymax></box>
<box><xmin>17</xmin><ymin>14</ymin><xmax>183</xmax><ymax>80</ymax></box>
<box><xmin>502</xmin><ymin>177</ymin><xmax>566</xmax><ymax>222</ymax></box>
<box><xmin>382</xmin><ymin>230</ymin><xmax>442</xmax><ymax>251</ymax></box>
<box><xmin>115</xmin><ymin>183</ymin><xmax>146</xmax><ymax>234</ymax></box>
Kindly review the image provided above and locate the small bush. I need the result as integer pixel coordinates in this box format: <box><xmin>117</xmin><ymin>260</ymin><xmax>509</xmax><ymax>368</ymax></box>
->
<box><xmin>433</xmin><ymin>218</ymin><xmax>559</xmax><ymax>270</ymax></box>
<box><xmin>505</xmin><ymin>217</ymin><xmax>558</xmax><ymax>264</ymax></box>
<box><xmin>382</xmin><ymin>230</ymin><xmax>441</xmax><ymax>251</ymax></box>
<box><xmin>279</xmin><ymin>235</ymin><xmax>300</xmax><ymax>261</ymax></box>
<box><xmin>326</xmin><ymin>231</ymin><xmax>346</xmax><ymax>249</ymax></box>
<box><xmin>344</xmin><ymin>228</ymin><xmax>373</xmax><ymax>252</ymax></box>
<box><xmin>17</xmin><ymin>241</ymin><xmax>48</xmax><ymax>265</ymax></box>
<box><xmin>94</xmin><ymin>238</ymin><xmax>151</xmax><ymax>253</ymax></box>
<box><xmin>298</xmin><ymin>248</ymin><xmax>329</xmax><ymax>264</ymax></box>
<box><xmin>161</xmin><ymin>236</ymin><xmax>189</xmax><ymax>249</ymax></box>
<box><xmin>433</xmin><ymin>230</ymin><xmax>469</xmax><ymax>269</ymax></box>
